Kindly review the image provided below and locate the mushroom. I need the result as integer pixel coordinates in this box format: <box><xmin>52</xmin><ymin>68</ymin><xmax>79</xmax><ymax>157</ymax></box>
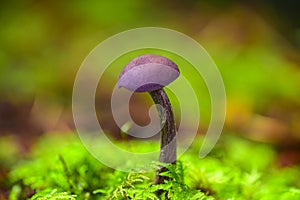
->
<box><xmin>118</xmin><ymin>54</ymin><xmax>180</xmax><ymax>184</ymax></box>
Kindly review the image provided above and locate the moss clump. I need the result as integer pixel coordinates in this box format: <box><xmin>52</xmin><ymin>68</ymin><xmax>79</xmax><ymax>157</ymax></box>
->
<box><xmin>4</xmin><ymin>132</ymin><xmax>300</xmax><ymax>199</ymax></box>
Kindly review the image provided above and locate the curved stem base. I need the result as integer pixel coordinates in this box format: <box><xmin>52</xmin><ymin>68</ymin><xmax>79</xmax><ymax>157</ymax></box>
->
<box><xmin>149</xmin><ymin>88</ymin><xmax>177</xmax><ymax>184</ymax></box>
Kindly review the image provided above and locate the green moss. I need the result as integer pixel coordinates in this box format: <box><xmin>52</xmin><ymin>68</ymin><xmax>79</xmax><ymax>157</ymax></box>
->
<box><xmin>4</xmin><ymin>132</ymin><xmax>300</xmax><ymax>199</ymax></box>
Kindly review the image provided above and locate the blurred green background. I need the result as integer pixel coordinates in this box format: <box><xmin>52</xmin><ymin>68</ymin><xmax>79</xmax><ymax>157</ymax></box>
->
<box><xmin>1</xmin><ymin>0</ymin><xmax>299</xmax><ymax>146</ymax></box>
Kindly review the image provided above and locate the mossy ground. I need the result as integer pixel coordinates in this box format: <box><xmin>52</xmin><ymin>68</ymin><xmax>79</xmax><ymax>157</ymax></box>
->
<box><xmin>1</xmin><ymin>132</ymin><xmax>300</xmax><ymax>200</ymax></box>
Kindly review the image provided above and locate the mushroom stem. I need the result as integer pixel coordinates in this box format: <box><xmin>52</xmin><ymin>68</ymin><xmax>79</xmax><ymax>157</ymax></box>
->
<box><xmin>149</xmin><ymin>88</ymin><xmax>177</xmax><ymax>184</ymax></box>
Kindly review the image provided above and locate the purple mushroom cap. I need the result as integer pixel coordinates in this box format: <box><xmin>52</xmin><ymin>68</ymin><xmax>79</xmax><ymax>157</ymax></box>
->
<box><xmin>118</xmin><ymin>54</ymin><xmax>180</xmax><ymax>92</ymax></box>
